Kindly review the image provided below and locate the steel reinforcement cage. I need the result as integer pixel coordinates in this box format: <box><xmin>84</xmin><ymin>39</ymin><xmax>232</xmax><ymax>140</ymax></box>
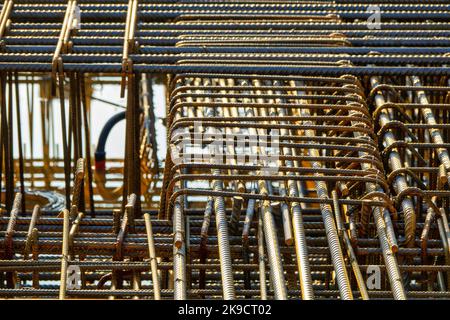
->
<box><xmin>0</xmin><ymin>0</ymin><xmax>449</xmax><ymax>300</ymax></box>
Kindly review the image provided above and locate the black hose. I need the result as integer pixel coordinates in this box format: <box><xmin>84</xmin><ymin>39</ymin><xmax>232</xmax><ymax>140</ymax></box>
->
<box><xmin>94</xmin><ymin>111</ymin><xmax>126</xmax><ymax>171</ymax></box>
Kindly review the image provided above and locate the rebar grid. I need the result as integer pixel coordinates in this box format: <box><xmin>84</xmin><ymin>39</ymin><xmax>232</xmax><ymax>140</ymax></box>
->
<box><xmin>0</xmin><ymin>0</ymin><xmax>448</xmax><ymax>300</ymax></box>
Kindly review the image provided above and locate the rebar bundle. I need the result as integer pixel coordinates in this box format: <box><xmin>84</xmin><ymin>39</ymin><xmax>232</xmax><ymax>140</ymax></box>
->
<box><xmin>0</xmin><ymin>0</ymin><xmax>449</xmax><ymax>300</ymax></box>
